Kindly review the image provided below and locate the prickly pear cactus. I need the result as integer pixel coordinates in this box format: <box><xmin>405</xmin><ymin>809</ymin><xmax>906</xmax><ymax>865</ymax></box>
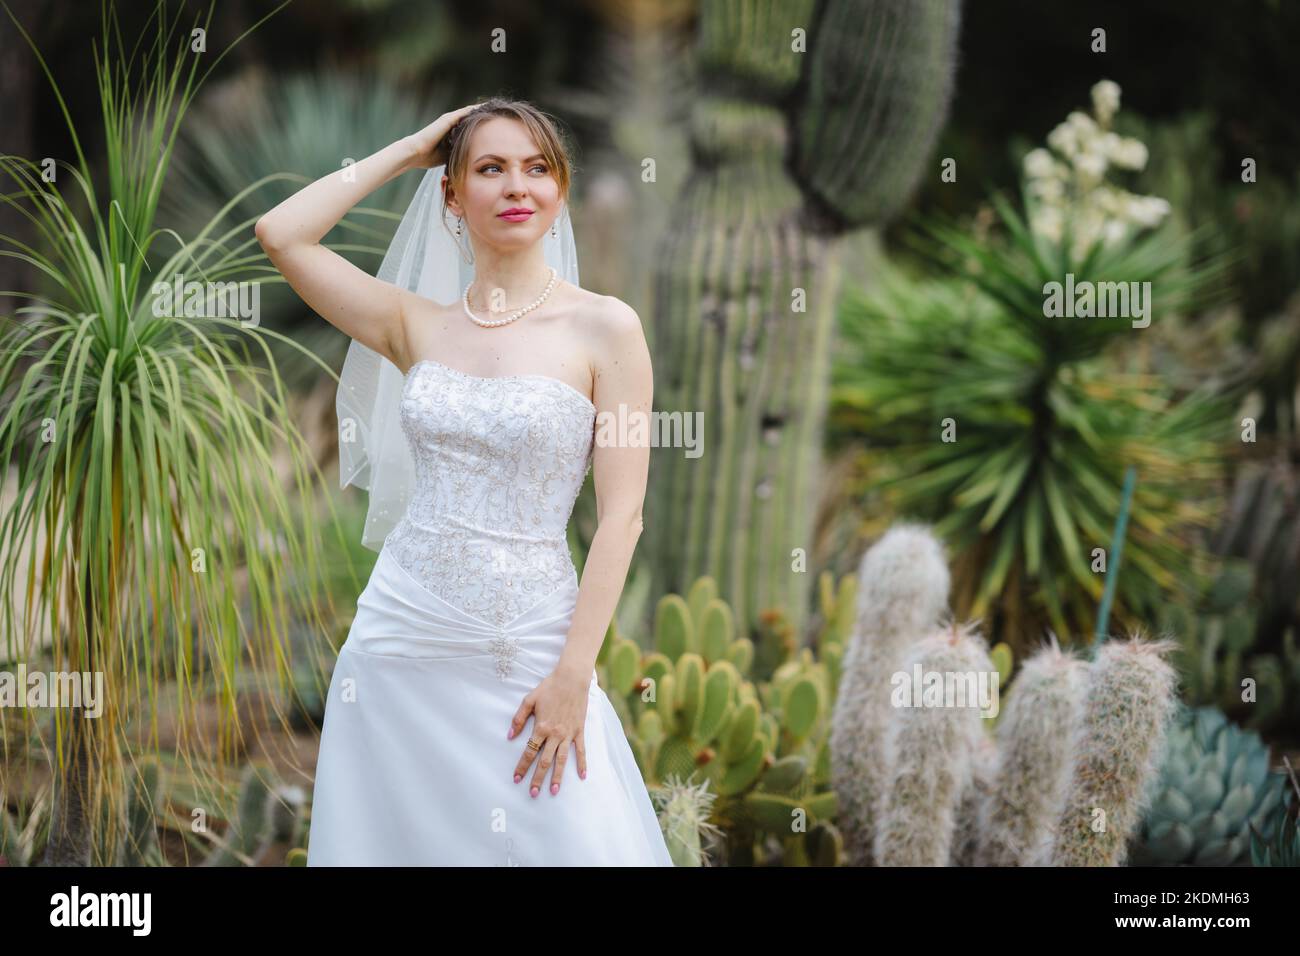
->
<box><xmin>654</xmin><ymin>774</ymin><xmax>725</xmax><ymax>867</ymax></box>
<box><xmin>598</xmin><ymin>573</ymin><xmax>851</xmax><ymax>865</ymax></box>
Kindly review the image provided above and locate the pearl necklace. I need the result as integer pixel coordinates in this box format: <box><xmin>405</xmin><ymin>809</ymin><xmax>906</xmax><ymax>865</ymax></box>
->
<box><xmin>462</xmin><ymin>267</ymin><xmax>558</xmax><ymax>328</ymax></box>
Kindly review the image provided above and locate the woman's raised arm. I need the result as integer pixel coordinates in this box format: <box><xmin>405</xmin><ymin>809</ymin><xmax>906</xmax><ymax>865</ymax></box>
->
<box><xmin>254</xmin><ymin>105</ymin><xmax>480</xmax><ymax>368</ymax></box>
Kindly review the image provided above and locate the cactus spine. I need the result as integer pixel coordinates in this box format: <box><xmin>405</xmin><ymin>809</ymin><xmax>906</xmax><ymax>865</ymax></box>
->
<box><xmin>656</xmin><ymin>774</ymin><xmax>723</xmax><ymax>867</ymax></box>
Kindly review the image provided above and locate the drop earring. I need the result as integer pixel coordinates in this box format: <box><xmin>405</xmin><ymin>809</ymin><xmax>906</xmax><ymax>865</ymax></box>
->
<box><xmin>550</xmin><ymin>220</ymin><xmax>557</xmax><ymax>239</ymax></box>
<box><xmin>455</xmin><ymin>216</ymin><xmax>463</xmax><ymax>237</ymax></box>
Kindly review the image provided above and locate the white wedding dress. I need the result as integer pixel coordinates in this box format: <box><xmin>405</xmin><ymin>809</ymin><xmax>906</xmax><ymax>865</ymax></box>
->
<box><xmin>307</xmin><ymin>358</ymin><xmax>674</xmax><ymax>866</ymax></box>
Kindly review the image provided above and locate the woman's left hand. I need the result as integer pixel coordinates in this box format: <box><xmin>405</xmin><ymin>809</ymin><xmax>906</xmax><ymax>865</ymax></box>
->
<box><xmin>508</xmin><ymin>665</ymin><xmax>591</xmax><ymax>797</ymax></box>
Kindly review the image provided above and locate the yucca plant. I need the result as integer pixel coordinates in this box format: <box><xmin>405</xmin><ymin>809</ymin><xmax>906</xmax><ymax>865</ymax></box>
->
<box><xmin>832</xmin><ymin>84</ymin><xmax>1239</xmax><ymax>650</ymax></box>
<box><xmin>0</xmin><ymin>0</ymin><xmax>347</xmax><ymax>864</ymax></box>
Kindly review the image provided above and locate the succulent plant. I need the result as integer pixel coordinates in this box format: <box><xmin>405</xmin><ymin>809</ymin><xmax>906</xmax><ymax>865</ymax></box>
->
<box><xmin>118</xmin><ymin>757</ymin><xmax>166</xmax><ymax>867</ymax></box>
<box><xmin>977</xmin><ymin>639</ymin><xmax>1089</xmax><ymax>866</ymax></box>
<box><xmin>1162</xmin><ymin>560</ymin><xmax>1256</xmax><ymax>703</ymax></box>
<box><xmin>654</xmin><ymin>774</ymin><xmax>725</xmax><ymax>867</ymax></box>
<box><xmin>874</xmin><ymin>620</ymin><xmax>995</xmax><ymax>866</ymax></box>
<box><xmin>1249</xmin><ymin>759</ymin><xmax>1299</xmax><ymax>867</ymax></box>
<box><xmin>951</xmin><ymin>729</ymin><xmax>998</xmax><ymax>867</ymax></box>
<box><xmin>196</xmin><ymin>762</ymin><xmax>307</xmax><ymax>867</ymax></box>
<box><xmin>1160</xmin><ymin>559</ymin><xmax>1300</xmax><ymax>736</ymax></box>
<box><xmin>644</xmin><ymin>0</ymin><xmax>963</xmax><ymax>642</ymax></box>
<box><xmin>831</xmin><ymin>523</ymin><xmax>951</xmax><ymax>866</ymax></box>
<box><xmin>1047</xmin><ymin>636</ymin><xmax>1180</xmax><ymax>866</ymax></box>
<box><xmin>0</xmin><ymin>802</ymin><xmax>31</xmax><ymax>867</ymax></box>
<box><xmin>1131</xmin><ymin>705</ymin><xmax>1288</xmax><ymax>866</ymax></box>
<box><xmin>599</xmin><ymin>574</ymin><xmax>846</xmax><ymax>865</ymax></box>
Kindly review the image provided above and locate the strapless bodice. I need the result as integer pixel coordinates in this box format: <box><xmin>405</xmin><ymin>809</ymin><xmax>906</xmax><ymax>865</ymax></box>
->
<box><xmin>381</xmin><ymin>358</ymin><xmax>596</xmax><ymax>628</ymax></box>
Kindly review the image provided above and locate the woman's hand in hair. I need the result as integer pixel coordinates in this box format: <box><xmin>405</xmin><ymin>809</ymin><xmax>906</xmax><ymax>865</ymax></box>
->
<box><xmin>406</xmin><ymin>104</ymin><xmax>483</xmax><ymax>169</ymax></box>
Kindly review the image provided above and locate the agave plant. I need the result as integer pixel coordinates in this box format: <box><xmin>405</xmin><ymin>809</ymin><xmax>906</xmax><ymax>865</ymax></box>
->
<box><xmin>0</xmin><ymin>0</ymin><xmax>345</xmax><ymax>864</ymax></box>
<box><xmin>1249</xmin><ymin>757</ymin><xmax>1299</xmax><ymax>867</ymax></box>
<box><xmin>832</xmin><ymin>85</ymin><xmax>1238</xmax><ymax>649</ymax></box>
<box><xmin>1130</xmin><ymin>705</ymin><xmax>1288</xmax><ymax>866</ymax></box>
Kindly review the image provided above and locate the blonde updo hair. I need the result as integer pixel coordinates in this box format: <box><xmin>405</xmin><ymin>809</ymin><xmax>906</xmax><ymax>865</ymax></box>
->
<box><xmin>439</xmin><ymin>97</ymin><xmax>575</xmax><ymax>238</ymax></box>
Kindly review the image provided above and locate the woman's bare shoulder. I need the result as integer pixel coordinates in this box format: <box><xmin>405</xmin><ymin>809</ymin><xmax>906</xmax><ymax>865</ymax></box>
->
<box><xmin>575</xmin><ymin>289</ymin><xmax>643</xmax><ymax>336</ymax></box>
<box><xmin>575</xmin><ymin>291</ymin><xmax>650</xmax><ymax>391</ymax></box>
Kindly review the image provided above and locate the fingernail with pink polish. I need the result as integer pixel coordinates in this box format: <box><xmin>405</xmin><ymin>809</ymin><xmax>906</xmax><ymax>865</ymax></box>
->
<box><xmin>579</xmin><ymin>769</ymin><xmax>586</xmax><ymax>780</ymax></box>
<box><xmin>514</xmin><ymin>773</ymin><xmax>522</xmax><ymax>783</ymax></box>
<box><xmin>550</xmin><ymin>783</ymin><xmax>559</xmax><ymax>795</ymax></box>
<box><xmin>530</xmin><ymin>786</ymin><xmax>539</xmax><ymax>798</ymax></box>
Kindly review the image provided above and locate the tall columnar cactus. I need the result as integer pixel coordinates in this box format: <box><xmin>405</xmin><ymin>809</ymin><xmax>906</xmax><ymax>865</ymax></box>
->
<box><xmin>645</xmin><ymin>0</ymin><xmax>962</xmax><ymax>641</ymax></box>
<box><xmin>977</xmin><ymin>641</ymin><xmax>1089</xmax><ymax>866</ymax></box>
<box><xmin>1045</xmin><ymin>636</ymin><xmax>1179</xmax><ymax>866</ymax></box>
<box><xmin>119</xmin><ymin>758</ymin><xmax>166</xmax><ymax>867</ymax></box>
<box><xmin>199</xmin><ymin>762</ymin><xmax>306</xmax><ymax>867</ymax></box>
<box><xmin>830</xmin><ymin>523</ymin><xmax>950</xmax><ymax>865</ymax></box>
<box><xmin>874</xmin><ymin>621</ymin><xmax>994</xmax><ymax>866</ymax></box>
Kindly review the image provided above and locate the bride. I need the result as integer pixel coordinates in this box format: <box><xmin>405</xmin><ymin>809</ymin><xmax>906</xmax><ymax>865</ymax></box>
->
<box><xmin>255</xmin><ymin>98</ymin><xmax>672</xmax><ymax>865</ymax></box>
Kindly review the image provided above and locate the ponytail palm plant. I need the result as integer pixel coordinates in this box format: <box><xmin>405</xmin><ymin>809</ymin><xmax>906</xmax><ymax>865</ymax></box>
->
<box><xmin>832</xmin><ymin>85</ymin><xmax>1242</xmax><ymax>651</ymax></box>
<box><xmin>0</xmin><ymin>0</ymin><xmax>344</xmax><ymax>864</ymax></box>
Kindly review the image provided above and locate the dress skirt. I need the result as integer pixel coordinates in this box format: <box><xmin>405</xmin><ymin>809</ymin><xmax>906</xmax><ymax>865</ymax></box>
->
<box><xmin>306</xmin><ymin>545</ymin><xmax>674</xmax><ymax>866</ymax></box>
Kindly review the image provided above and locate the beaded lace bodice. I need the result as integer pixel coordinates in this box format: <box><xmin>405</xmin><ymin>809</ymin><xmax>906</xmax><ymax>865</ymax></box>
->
<box><xmin>382</xmin><ymin>358</ymin><xmax>596</xmax><ymax>629</ymax></box>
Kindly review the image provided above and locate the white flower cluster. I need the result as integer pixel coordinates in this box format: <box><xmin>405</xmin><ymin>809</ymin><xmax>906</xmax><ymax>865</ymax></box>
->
<box><xmin>1023</xmin><ymin>79</ymin><xmax>1171</xmax><ymax>257</ymax></box>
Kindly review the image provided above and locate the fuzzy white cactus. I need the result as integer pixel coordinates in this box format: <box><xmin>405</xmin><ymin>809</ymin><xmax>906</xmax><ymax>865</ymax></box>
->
<box><xmin>874</xmin><ymin>620</ymin><xmax>995</xmax><ymax>866</ymax></box>
<box><xmin>1043</xmin><ymin>634</ymin><xmax>1179</xmax><ymax>866</ymax></box>
<box><xmin>831</xmin><ymin>523</ymin><xmax>951</xmax><ymax>865</ymax></box>
<box><xmin>951</xmin><ymin>727</ymin><xmax>998</xmax><ymax>866</ymax></box>
<box><xmin>977</xmin><ymin>638</ymin><xmax>1089</xmax><ymax>866</ymax></box>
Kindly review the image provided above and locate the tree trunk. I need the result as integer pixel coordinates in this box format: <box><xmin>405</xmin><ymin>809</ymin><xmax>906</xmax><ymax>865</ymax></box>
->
<box><xmin>40</xmin><ymin>581</ymin><xmax>96</xmax><ymax>866</ymax></box>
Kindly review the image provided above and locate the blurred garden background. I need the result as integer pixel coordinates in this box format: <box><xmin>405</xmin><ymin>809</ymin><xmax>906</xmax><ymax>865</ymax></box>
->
<box><xmin>0</xmin><ymin>0</ymin><xmax>1296</xmax><ymax>867</ymax></box>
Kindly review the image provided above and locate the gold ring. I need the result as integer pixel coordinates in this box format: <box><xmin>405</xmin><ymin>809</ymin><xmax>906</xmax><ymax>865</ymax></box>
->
<box><xmin>526</xmin><ymin>737</ymin><xmax>542</xmax><ymax>751</ymax></box>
